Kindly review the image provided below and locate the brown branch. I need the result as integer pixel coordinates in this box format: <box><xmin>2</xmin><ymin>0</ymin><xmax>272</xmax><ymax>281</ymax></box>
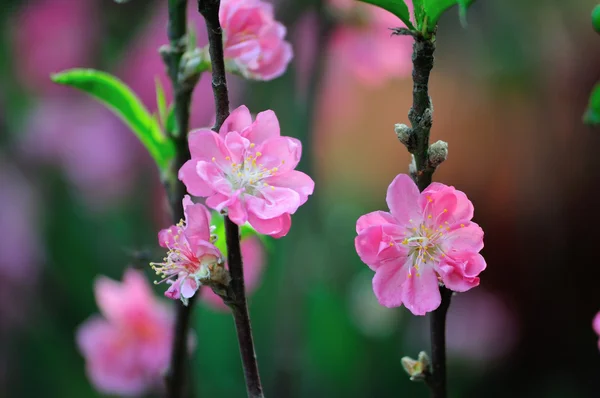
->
<box><xmin>197</xmin><ymin>1</ymin><xmax>264</xmax><ymax>397</ymax></box>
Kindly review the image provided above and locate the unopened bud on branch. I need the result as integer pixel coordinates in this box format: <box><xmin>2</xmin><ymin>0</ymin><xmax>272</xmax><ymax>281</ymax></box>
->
<box><xmin>428</xmin><ymin>140</ymin><xmax>448</xmax><ymax>168</ymax></box>
<box><xmin>401</xmin><ymin>351</ymin><xmax>430</xmax><ymax>382</ymax></box>
<box><xmin>395</xmin><ymin>123</ymin><xmax>412</xmax><ymax>148</ymax></box>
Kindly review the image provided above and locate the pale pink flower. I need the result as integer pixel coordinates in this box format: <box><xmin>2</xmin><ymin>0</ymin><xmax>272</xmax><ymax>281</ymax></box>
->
<box><xmin>355</xmin><ymin>174</ymin><xmax>486</xmax><ymax>315</ymax></box>
<box><xmin>76</xmin><ymin>269</ymin><xmax>180</xmax><ymax>396</ymax></box>
<box><xmin>327</xmin><ymin>0</ymin><xmax>412</xmax><ymax>86</ymax></box>
<box><xmin>152</xmin><ymin>196</ymin><xmax>223</xmax><ymax>305</ymax></box>
<box><xmin>220</xmin><ymin>0</ymin><xmax>293</xmax><ymax>80</ymax></box>
<box><xmin>12</xmin><ymin>0</ymin><xmax>99</xmax><ymax>94</ymax></box>
<box><xmin>202</xmin><ymin>236</ymin><xmax>265</xmax><ymax>310</ymax></box>
<box><xmin>179</xmin><ymin>105</ymin><xmax>314</xmax><ymax>238</ymax></box>
<box><xmin>594</xmin><ymin>312</ymin><xmax>600</xmax><ymax>350</ymax></box>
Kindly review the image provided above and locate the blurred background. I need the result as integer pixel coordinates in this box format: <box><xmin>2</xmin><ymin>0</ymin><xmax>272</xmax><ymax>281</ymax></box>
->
<box><xmin>1</xmin><ymin>0</ymin><xmax>600</xmax><ymax>397</ymax></box>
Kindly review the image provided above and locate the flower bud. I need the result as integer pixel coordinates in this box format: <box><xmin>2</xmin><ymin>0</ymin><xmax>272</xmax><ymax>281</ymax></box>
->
<box><xmin>394</xmin><ymin>123</ymin><xmax>412</xmax><ymax>147</ymax></box>
<box><xmin>401</xmin><ymin>351</ymin><xmax>430</xmax><ymax>382</ymax></box>
<box><xmin>428</xmin><ymin>140</ymin><xmax>448</xmax><ymax>168</ymax></box>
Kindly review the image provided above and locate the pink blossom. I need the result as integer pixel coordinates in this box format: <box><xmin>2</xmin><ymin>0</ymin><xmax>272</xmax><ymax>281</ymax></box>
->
<box><xmin>152</xmin><ymin>196</ymin><xmax>224</xmax><ymax>304</ymax></box>
<box><xmin>20</xmin><ymin>99</ymin><xmax>139</xmax><ymax>207</ymax></box>
<box><xmin>202</xmin><ymin>236</ymin><xmax>265</xmax><ymax>310</ymax></box>
<box><xmin>12</xmin><ymin>0</ymin><xmax>99</xmax><ymax>94</ymax></box>
<box><xmin>355</xmin><ymin>174</ymin><xmax>486</xmax><ymax>315</ymax></box>
<box><xmin>76</xmin><ymin>269</ymin><xmax>182</xmax><ymax>396</ymax></box>
<box><xmin>327</xmin><ymin>0</ymin><xmax>412</xmax><ymax>86</ymax></box>
<box><xmin>220</xmin><ymin>0</ymin><xmax>293</xmax><ymax>80</ymax></box>
<box><xmin>179</xmin><ymin>105</ymin><xmax>314</xmax><ymax>238</ymax></box>
<box><xmin>594</xmin><ymin>312</ymin><xmax>600</xmax><ymax>350</ymax></box>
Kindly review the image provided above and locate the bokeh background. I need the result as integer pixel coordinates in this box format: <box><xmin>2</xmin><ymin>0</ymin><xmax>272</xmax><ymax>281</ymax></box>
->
<box><xmin>1</xmin><ymin>0</ymin><xmax>600</xmax><ymax>397</ymax></box>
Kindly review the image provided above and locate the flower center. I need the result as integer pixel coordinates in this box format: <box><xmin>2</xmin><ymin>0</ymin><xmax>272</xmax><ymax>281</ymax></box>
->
<box><xmin>401</xmin><ymin>221</ymin><xmax>450</xmax><ymax>277</ymax></box>
<box><xmin>150</xmin><ymin>219</ymin><xmax>215</xmax><ymax>285</ymax></box>
<box><xmin>216</xmin><ymin>143</ymin><xmax>284</xmax><ymax>195</ymax></box>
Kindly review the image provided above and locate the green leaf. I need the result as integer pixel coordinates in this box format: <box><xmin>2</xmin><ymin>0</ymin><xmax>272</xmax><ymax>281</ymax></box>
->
<box><xmin>584</xmin><ymin>82</ymin><xmax>600</xmax><ymax>125</ymax></box>
<box><xmin>412</xmin><ymin>0</ymin><xmax>425</xmax><ymax>30</ymax></box>
<box><xmin>592</xmin><ymin>5</ymin><xmax>600</xmax><ymax>34</ymax></box>
<box><xmin>155</xmin><ymin>76</ymin><xmax>168</xmax><ymax>128</ymax></box>
<box><xmin>51</xmin><ymin>68</ymin><xmax>174</xmax><ymax>170</ymax></box>
<box><xmin>422</xmin><ymin>0</ymin><xmax>475</xmax><ymax>31</ymax></box>
<box><xmin>165</xmin><ymin>105</ymin><xmax>176</xmax><ymax>136</ymax></box>
<box><xmin>358</xmin><ymin>0</ymin><xmax>416</xmax><ymax>31</ymax></box>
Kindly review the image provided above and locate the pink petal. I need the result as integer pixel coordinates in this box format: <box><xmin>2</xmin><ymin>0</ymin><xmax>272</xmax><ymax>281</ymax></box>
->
<box><xmin>256</xmin><ymin>136</ymin><xmax>302</xmax><ymax>173</ymax></box>
<box><xmin>183</xmin><ymin>202</ymin><xmax>212</xmax><ymax>246</ymax></box>
<box><xmin>423</xmin><ymin>183</ymin><xmax>474</xmax><ymax>222</ymax></box>
<box><xmin>165</xmin><ymin>279</ymin><xmax>182</xmax><ymax>300</ymax></box>
<box><xmin>593</xmin><ymin>312</ymin><xmax>600</xmax><ymax>335</ymax></box>
<box><xmin>372</xmin><ymin>259</ymin><xmax>410</xmax><ymax>308</ymax></box>
<box><xmin>246</xmin><ymin>187</ymin><xmax>301</xmax><ymax>218</ymax></box>
<box><xmin>227</xmin><ymin>197</ymin><xmax>249</xmax><ymax>225</ymax></box>
<box><xmin>243</xmin><ymin>110</ymin><xmax>280</xmax><ymax>143</ymax></box>
<box><xmin>181</xmin><ymin>278</ymin><xmax>199</xmax><ymax>299</ymax></box>
<box><xmin>355</xmin><ymin>223</ymin><xmax>407</xmax><ymax>270</ymax></box>
<box><xmin>158</xmin><ymin>225</ymin><xmax>179</xmax><ymax>248</ymax></box>
<box><xmin>179</xmin><ymin>159</ymin><xmax>215</xmax><ymax>197</ymax></box>
<box><xmin>188</xmin><ymin>129</ymin><xmax>230</xmax><ymax>162</ymax></box>
<box><xmin>386</xmin><ymin>174</ymin><xmax>421</xmax><ymax>225</ymax></box>
<box><xmin>219</xmin><ymin>105</ymin><xmax>252</xmax><ymax>136</ymax></box>
<box><xmin>421</xmin><ymin>186</ymin><xmax>458</xmax><ymax>226</ymax></box>
<box><xmin>206</xmin><ymin>192</ymin><xmax>236</xmax><ymax>212</ymax></box>
<box><xmin>196</xmin><ymin>161</ymin><xmax>233</xmax><ymax>196</ymax></box>
<box><xmin>356</xmin><ymin>210</ymin><xmax>397</xmax><ymax>234</ymax></box>
<box><xmin>263</xmin><ymin>170</ymin><xmax>314</xmax><ymax>204</ymax></box>
<box><xmin>401</xmin><ymin>267</ymin><xmax>442</xmax><ymax>316</ymax></box>
<box><xmin>247</xmin><ymin>211</ymin><xmax>291</xmax><ymax>237</ymax></box>
<box><xmin>436</xmin><ymin>252</ymin><xmax>484</xmax><ymax>293</ymax></box>
<box><xmin>224</xmin><ymin>131</ymin><xmax>251</xmax><ymax>164</ymax></box>
<box><xmin>442</xmin><ymin>222</ymin><xmax>485</xmax><ymax>254</ymax></box>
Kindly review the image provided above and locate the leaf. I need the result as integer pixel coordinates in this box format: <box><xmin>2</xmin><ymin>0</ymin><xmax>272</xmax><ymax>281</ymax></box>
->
<box><xmin>165</xmin><ymin>105</ymin><xmax>176</xmax><ymax>136</ymax></box>
<box><xmin>51</xmin><ymin>68</ymin><xmax>174</xmax><ymax>169</ymax></box>
<box><xmin>422</xmin><ymin>0</ymin><xmax>476</xmax><ymax>31</ymax></box>
<box><xmin>592</xmin><ymin>5</ymin><xmax>600</xmax><ymax>34</ymax></box>
<box><xmin>584</xmin><ymin>82</ymin><xmax>600</xmax><ymax>125</ymax></box>
<box><xmin>412</xmin><ymin>0</ymin><xmax>425</xmax><ymax>30</ymax></box>
<box><xmin>155</xmin><ymin>76</ymin><xmax>168</xmax><ymax>128</ymax></box>
<box><xmin>358</xmin><ymin>0</ymin><xmax>416</xmax><ymax>31</ymax></box>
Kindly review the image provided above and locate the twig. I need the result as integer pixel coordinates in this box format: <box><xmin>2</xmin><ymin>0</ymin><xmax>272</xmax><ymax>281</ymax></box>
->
<box><xmin>402</xmin><ymin>29</ymin><xmax>452</xmax><ymax>398</ymax></box>
<box><xmin>161</xmin><ymin>1</ymin><xmax>198</xmax><ymax>397</ymax></box>
<box><xmin>197</xmin><ymin>1</ymin><xmax>264</xmax><ymax>397</ymax></box>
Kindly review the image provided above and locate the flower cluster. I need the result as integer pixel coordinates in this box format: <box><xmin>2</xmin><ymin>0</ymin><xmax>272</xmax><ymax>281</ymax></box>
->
<box><xmin>76</xmin><ymin>270</ymin><xmax>187</xmax><ymax>396</ymax></box>
<box><xmin>151</xmin><ymin>196</ymin><xmax>225</xmax><ymax>305</ymax></box>
<box><xmin>179</xmin><ymin>105</ymin><xmax>314</xmax><ymax>238</ymax></box>
<box><xmin>221</xmin><ymin>0</ymin><xmax>293</xmax><ymax>80</ymax></box>
<box><xmin>355</xmin><ymin>174</ymin><xmax>486</xmax><ymax>315</ymax></box>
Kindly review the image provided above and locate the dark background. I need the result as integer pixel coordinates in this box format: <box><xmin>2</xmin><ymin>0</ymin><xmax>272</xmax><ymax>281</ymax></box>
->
<box><xmin>1</xmin><ymin>0</ymin><xmax>600</xmax><ymax>397</ymax></box>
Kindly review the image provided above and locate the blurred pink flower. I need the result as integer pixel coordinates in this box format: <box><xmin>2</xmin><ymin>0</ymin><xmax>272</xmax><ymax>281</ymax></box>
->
<box><xmin>202</xmin><ymin>236</ymin><xmax>265</xmax><ymax>310</ymax></box>
<box><xmin>77</xmin><ymin>269</ymin><xmax>184</xmax><ymax>396</ymax></box>
<box><xmin>152</xmin><ymin>196</ymin><xmax>223</xmax><ymax>305</ymax></box>
<box><xmin>593</xmin><ymin>312</ymin><xmax>600</xmax><ymax>350</ymax></box>
<box><xmin>179</xmin><ymin>105</ymin><xmax>314</xmax><ymax>238</ymax></box>
<box><xmin>0</xmin><ymin>160</ymin><xmax>42</xmax><ymax>326</ymax></box>
<box><xmin>355</xmin><ymin>174</ymin><xmax>486</xmax><ymax>315</ymax></box>
<box><xmin>327</xmin><ymin>0</ymin><xmax>413</xmax><ymax>86</ymax></box>
<box><xmin>21</xmin><ymin>99</ymin><xmax>139</xmax><ymax>207</ymax></box>
<box><xmin>220</xmin><ymin>0</ymin><xmax>293</xmax><ymax>80</ymax></box>
<box><xmin>12</xmin><ymin>0</ymin><xmax>99</xmax><ymax>94</ymax></box>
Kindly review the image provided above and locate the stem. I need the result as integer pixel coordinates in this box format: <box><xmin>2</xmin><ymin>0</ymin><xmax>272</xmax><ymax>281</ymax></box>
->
<box><xmin>428</xmin><ymin>287</ymin><xmax>452</xmax><ymax>398</ymax></box>
<box><xmin>197</xmin><ymin>1</ymin><xmax>264</xmax><ymax>397</ymax></box>
<box><xmin>162</xmin><ymin>1</ymin><xmax>197</xmax><ymax>398</ymax></box>
<box><xmin>404</xmin><ymin>33</ymin><xmax>451</xmax><ymax>397</ymax></box>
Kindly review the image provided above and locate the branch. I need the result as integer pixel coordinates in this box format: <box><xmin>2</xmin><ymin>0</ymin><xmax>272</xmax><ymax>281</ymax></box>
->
<box><xmin>161</xmin><ymin>1</ymin><xmax>198</xmax><ymax>398</ymax></box>
<box><xmin>197</xmin><ymin>1</ymin><xmax>264</xmax><ymax>397</ymax></box>
<box><xmin>402</xmin><ymin>31</ymin><xmax>452</xmax><ymax>398</ymax></box>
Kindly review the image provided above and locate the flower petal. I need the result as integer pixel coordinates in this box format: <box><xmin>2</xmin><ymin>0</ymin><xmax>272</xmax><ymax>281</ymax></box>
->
<box><xmin>188</xmin><ymin>129</ymin><xmax>229</xmax><ymax>162</ymax></box>
<box><xmin>355</xmin><ymin>223</ymin><xmax>407</xmax><ymax>270</ymax></box>
<box><xmin>436</xmin><ymin>252</ymin><xmax>485</xmax><ymax>292</ymax></box>
<box><xmin>183</xmin><ymin>200</ymin><xmax>211</xmax><ymax>245</ymax></box>
<box><xmin>442</xmin><ymin>221</ymin><xmax>484</xmax><ymax>254</ymax></box>
<box><xmin>196</xmin><ymin>161</ymin><xmax>233</xmax><ymax>196</ymax></box>
<box><xmin>246</xmin><ymin>186</ymin><xmax>301</xmax><ymax>218</ymax></box>
<box><xmin>179</xmin><ymin>160</ymin><xmax>215</xmax><ymax>197</ymax></box>
<box><xmin>256</xmin><ymin>136</ymin><xmax>302</xmax><ymax>173</ymax></box>
<box><xmin>158</xmin><ymin>225</ymin><xmax>179</xmax><ymax>248</ymax></box>
<box><xmin>372</xmin><ymin>259</ymin><xmax>410</xmax><ymax>308</ymax></box>
<box><xmin>243</xmin><ymin>109</ymin><xmax>280</xmax><ymax>143</ymax></box>
<box><xmin>224</xmin><ymin>131</ymin><xmax>251</xmax><ymax>164</ymax></box>
<box><xmin>180</xmin><ymin>278</ymin><xmax>199</xmax><ymax>299</ymax></box>
<box><xmin>263</xmin><ymin>170</ymin><xmax>314</xmax><ymax>204</ymax></box>
<box><xmin>219</xmin><ymin>105</ymin><xmax>252</xmax><ymax>136</ymax></box>
<box><xmin>247</xmin><ymin>212</ymin><xmax>291</xmax><ymax>238</ymax></box>
<box><xmin>400</xmin><ymin>267</ymin><xmax>442</xmax><ymax>316</ymax></box>
<box><xmin>356</xmin><ymin>210</ymin><xmax>397</xmax><ymax>234</ymax></box>
<box><xmin>386</xmin><ymin>174</ymin><xmax>421</xmax><ymax>225</ymax></box>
